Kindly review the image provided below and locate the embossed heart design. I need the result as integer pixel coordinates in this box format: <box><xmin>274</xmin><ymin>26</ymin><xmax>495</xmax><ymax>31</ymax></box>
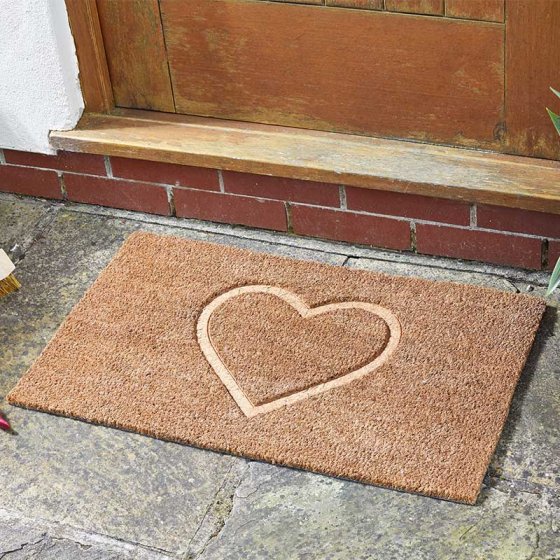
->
<box><xmin>197</xmin><ymin>285</ymin><xmax>401</xmax><ymax>418</ymax></box>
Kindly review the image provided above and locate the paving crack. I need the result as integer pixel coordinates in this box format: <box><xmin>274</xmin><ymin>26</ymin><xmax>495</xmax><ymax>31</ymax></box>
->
<box><xmin>50</xmin><ymin>535</ymin><xmax>92</xmax><ymax>551</ymax></box>
<box><xmin>527</xmin><ymin>519</ymin><xmax>543</xmax><ymax>560</ymax></box>
<box><xmin>0</xmin><ymin>508</ymin><xmax>175</xmax><ymax>559</ymax></box>
<box><xmin>8</xmin><ymin>203</ymin><xmax>60</xmax><ymax>264</ymax></box>
<box><xmin>457</xmin><ymin>522</ymin><xmax>480</xmax><ymax>541</ymax></box>
<box><xmin>0</xmin><ymin>533</ymin><xmax>47</xmax><ymax>558</ymax></box>
<box><xmin>484</xmin><ymin>473</ymin><xmax>553</xmax><ymax>498</ymax></box>
<box><xmin>501</xmin><ymin>278</ymin><xmax>521</xmax><ymax>293</ymax></box>
<box><xmin>234</xmin><ymin>471</ymin><xmax>274</xmax><ymax>500</ymax></box>
<box><xmin>185</xmin><ymin>460</ymin><xmax>250</xmax><ymax>560</ymax></box>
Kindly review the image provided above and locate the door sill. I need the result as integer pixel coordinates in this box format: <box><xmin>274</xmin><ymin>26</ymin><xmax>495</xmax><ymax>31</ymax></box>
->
<box><xmin>51</xmin><ymin>109</ymin><xmax>560</xmax><ymax>214</ymax></box>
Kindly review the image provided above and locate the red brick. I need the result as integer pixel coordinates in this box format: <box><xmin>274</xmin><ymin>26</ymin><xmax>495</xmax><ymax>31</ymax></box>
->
<box><xmin>0</xmin><ymin>165</ymin><xmax>61</xmax><ymax>199</ymax></box>
<box><xmin>4</xmin><ymin>150</ymin><xmax>106</xmax><ymax>175</ymax></box>
<box><xmin>291</xmin><ymin>205</ymin><xmax>411</xmax><ymax>250</ymax></box>
<box><xmin>111</xmin><ymin>157</ymin><xmax>219</xmax><ymax>191</ymax></box>
<box><xmin>174</xmin><ymin>188</ymin><xmax>287</xmax><ymax>231</ymax></box>
<box><xmin>222</xmin><ymin>171</ymin><xmax>340</xmax><ymax>206</ymax></box>
<box><xmin>548</xmin><ymin>240</ymin><xmax>560</xmax><ymax>271</ymax></box>
<box><xmin>65</xmin><ymin>174</ymin><xmax>170</xmax><ymax>215</ymax></box>
<box><xmin>416</xmin><ymin>224</ymin><xmax>543</xmax><ymax>269</ymax></box>
<box><xmin>346</xmin><ymin>186</ymin><xmax>470</xmax><ymax>225</ymax></box>
<box><xmin>477</xmin><ymin>205</ymin><xmax>560</xmax><ymax>238</ymax></box>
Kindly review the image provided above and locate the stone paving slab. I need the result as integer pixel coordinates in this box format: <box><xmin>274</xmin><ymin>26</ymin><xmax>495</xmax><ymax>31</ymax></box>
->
<box><xmin>0</xmin><ymin>194</ymin><xmax>558</xmax><ymax>559</ymax></box>
<box><xmin>0</xmin><ymin>196</ymin><xmax>53</xmax><ymax>256</ymax></box>
<box><xmin>0</xmin><ymin>509</ymin><xmax>173</xmax><ymax>559</ymax></box>
<box><xmin>199</xmin><ymin>462</ymin><xmax>559</xmax><ymax>560</ymax></box>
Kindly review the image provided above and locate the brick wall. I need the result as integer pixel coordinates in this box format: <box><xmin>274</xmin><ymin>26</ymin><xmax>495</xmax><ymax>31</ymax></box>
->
<box><xmin>267</xmin><ymin>0</ymin><xmax>504</xmax><ymax>22</ymax></box>
<box><xmin>1</xmin><ymin>149</ymin><xmax>558</xmax><ymax>271</ymax></box>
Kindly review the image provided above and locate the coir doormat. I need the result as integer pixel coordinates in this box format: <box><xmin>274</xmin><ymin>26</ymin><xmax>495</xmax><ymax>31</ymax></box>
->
<box><xmin>8</xmin><ymin>232</ymin><xmax>545</xmax><ymax>504</ymax></box>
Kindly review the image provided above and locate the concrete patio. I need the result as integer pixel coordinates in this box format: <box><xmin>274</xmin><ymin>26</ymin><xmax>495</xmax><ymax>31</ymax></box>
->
<box><xmin>0</xmin><ymin>191</ymin><xmax>558</xmax><ymax>560</ymax></box>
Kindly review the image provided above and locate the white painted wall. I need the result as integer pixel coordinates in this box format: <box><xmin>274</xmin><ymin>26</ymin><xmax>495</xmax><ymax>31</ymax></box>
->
<box><xmin>0</xmin><ymin>0</ymin><xmax>83</xmax><ymax>154</ymax></box>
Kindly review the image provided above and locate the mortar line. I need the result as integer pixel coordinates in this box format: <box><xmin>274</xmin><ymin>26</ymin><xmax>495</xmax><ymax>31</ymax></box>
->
<box><xmin>470</xmin><ymin>204</ymin><xmax>477</xmax><ymax>227</ymax></box>
<box><xmin>104</xmin><ymin>156</ymin><xmax>113</xmax><ymax>178</ymax></box>
<box><xmin>339</xmin><ymin>185</ymin><xmax>347</xmax><ymax>209</ymax></box>
<box><xmin>542</xmin><ymin>239</ymin><xmax>549</xmax><ymax>269</ymax></box>
<box><xmin>166</xmin><ymin>187</ymin><xmax>176</xmax><ymax>217</ymax></box>
<box><xmin>59</xmin><ymin>172</ymin><xmax>67</xmax><ymax>200</ymax></box>
<box><xmin>410</xmin><ymin>222</ymin><xmax>417</xmax><ymax>252</ymax></box>
<box><xmin>285</xmin><ymin>202</ymin><xmax>294</xmax><ymax>233</ymax></box>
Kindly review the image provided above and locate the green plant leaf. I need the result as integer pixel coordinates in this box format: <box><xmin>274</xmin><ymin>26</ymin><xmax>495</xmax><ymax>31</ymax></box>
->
<box><xmin>546</xmin><ymin>256</ymin><xmax>560</xmax><ymax>296</ymax></box>
<box><xmin>548</xmin><ymin>87</ymin><xmax>560</xmax><ymax>135</ymax></box>
<box><xmin>546</xmin><ymin>87</ymin><xmax>560</xmax><ymax>296</ymax></box>
<box><xmin>547</xmin><ymin>108</ymin><xmax>560</xmax><ymax>136</ymax></box>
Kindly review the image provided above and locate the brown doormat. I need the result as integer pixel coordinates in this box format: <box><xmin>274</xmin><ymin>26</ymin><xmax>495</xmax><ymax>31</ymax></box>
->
<box><xmin>8</xmin><ymin>232</ymin><xmax>545</xmax><ymax>504</ymax></box>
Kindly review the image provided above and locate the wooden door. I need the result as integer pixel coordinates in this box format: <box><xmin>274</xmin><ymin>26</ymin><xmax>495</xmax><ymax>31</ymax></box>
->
<box><xmin>95</xmin><ymin>0</ymin><xmax>560</xmax><ymax>160</ymax></box>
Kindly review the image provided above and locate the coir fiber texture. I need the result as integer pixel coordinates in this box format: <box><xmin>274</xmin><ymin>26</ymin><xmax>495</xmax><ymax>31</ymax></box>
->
<box><xmin>8</xmin><ymin>232</ymin><xmax>545</xmax><ymax>503</ymax></box>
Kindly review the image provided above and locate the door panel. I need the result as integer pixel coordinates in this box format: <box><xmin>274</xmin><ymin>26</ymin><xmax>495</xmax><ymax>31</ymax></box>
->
<box><xmin>384</xmin><ymin>0</ymin><xmax>444</xmax><ymax>15</ymax></box>
<box><xmin>445</xmin><ymin>0</ymin><xmax>504</xmax><ymax>22</ymax></box>
<box><xmin>505</xmin><ymin>0</ymin><xmax>560</xmax><ymax>160</ymax></box>
<box><xmin>97</xmin><ymin>0</ymin><xmax>175</xmax><ymax>112</ymax></box>
<box><xmin>160</xmin><ymin>0</ymin><xmax>504</xmax><ymax>150</ymax></box>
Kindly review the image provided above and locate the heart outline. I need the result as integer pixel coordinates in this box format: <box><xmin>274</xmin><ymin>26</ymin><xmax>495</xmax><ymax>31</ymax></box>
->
<box><xmin>197</xmin><ymin>285</ymin><xmax>401</xmax><ymax>418</ymax></box>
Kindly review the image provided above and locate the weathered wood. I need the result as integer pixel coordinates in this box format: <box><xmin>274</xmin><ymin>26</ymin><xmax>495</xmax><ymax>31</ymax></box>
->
<box><xmin>325</xmin><ymin>0</ymin><xmax>383</xmax><ymax>9</ymax></box>
<box><xmin>384</xmin><ymin>0</ymin><xmax>444</xmax><ymax>15</ymax></box>
<box><xmin>445</xmin><ymin>0</ymin><xmax>504</xmax><ymax>22</ymax></box>
<box><xmin>50</xmin><ymin>109</ymin><xmax>560</xmax><ymax>214</ymax></box>
<box><xmin>159</xmin><ymin>0</ymin><xmax>504</xmax><ymax>150</ymax></box>
<box><xmin>64</xmin><ymin>0</ymin><xmax>113</xmax><ymax>112</ymax></box>
<box><xmin>505</xmin><ymin>0</ymin><xmax>560</xmax><ymax>160</ymax></box>
<box><xmin>267</xmin><ymin>0</ymin><xmax>323</xmax><ymax>4</ymax></box>
<box><xmin>96</xmin><ymin>0</ymin><xmax>175</xmax><ymax>111</ymax></box>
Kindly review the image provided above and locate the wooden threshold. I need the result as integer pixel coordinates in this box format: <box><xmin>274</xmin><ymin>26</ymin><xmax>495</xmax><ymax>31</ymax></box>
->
<box><xmin>50</xmin><ymin>109</ymin><xmax>560</xmax><ymax>214</ymax></box>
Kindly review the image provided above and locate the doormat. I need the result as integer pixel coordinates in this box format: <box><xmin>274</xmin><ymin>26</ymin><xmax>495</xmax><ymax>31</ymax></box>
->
<box><xmin>8</xmin><ymin>232</ymin><xmax>545</xmax><ymax>504</ymax></box>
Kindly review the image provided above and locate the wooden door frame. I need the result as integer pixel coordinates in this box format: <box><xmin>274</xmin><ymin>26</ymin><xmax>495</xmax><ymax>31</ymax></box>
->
<box><xmin>65</xmin><ymin>0</ymin><xmax>114</xmax><ymax>113</ymax></box>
